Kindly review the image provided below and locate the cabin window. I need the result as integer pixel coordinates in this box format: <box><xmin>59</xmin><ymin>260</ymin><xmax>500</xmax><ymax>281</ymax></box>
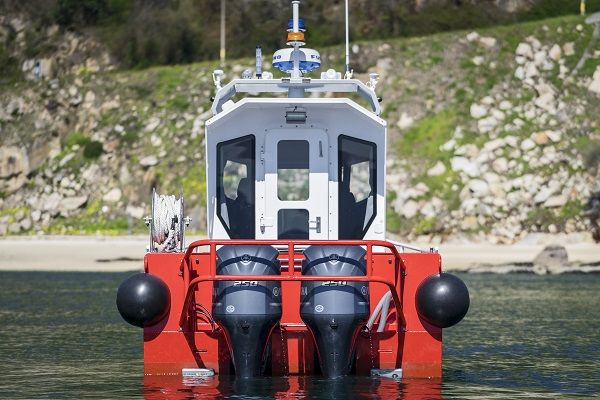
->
<box><xmin>338</xmin><ymin>135</ymin><xmax>377</xmax><ymax>239</ymax></box>
<box><xmin>278</xmin><ymin>140</ymin><xmax>310</xmax><ymax>201</ymax></box>
<box><xmin>217</xmin><ymin>135</ymin><xmax>255</xmax><ymax>238</ymax></box>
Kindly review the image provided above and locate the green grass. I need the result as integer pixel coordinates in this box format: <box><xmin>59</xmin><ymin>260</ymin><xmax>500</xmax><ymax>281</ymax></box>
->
<box><xmin>395</xmin><ymin>110</ymin><xmax>457</xmax><ymax>170</ymax></box>
<box><xmin>526</xmin><ymin>200</ymin><xmax>585</xmax><ymax>231</ymax></box>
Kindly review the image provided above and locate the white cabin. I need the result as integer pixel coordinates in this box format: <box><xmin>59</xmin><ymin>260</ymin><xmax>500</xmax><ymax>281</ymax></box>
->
<box><xmin>205</xmin><ymin>79</ymin><xmax>386</xmax><ymax>241</ymax></box>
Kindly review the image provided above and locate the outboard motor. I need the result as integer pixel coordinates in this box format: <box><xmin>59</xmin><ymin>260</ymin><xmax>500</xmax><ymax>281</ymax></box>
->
<box><xmin>300</xmin><ymin>246</ymin><xmax>369</xmax><ymax>378</ymax></box>
<box><xmin>212</xmin><ymin>245</ymin><xmax>282</xmax><ymax>378</ymax></box>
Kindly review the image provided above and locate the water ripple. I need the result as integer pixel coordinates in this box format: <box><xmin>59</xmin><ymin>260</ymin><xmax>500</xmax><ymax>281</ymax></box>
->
<box><xmin>0</xmin><ymin>272</ymin><xmax>598</xmax><ymax>399</ymax></box>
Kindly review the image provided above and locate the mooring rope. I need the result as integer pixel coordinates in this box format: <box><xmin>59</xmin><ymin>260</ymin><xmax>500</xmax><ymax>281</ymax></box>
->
<box><xmin>152</xmin><ymin>193</ymin><xmax>183</xmax><ymax>252</ymax></box>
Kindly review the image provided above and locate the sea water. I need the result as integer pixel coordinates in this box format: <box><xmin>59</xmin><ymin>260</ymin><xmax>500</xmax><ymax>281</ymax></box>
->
<box><xmin>0</xmin><ymin>272</ymin><xmax>598</xmax><ymax>399</ymax></box>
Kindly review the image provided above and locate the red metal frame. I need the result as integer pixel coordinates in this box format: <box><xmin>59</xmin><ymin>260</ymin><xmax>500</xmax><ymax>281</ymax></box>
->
<box><xmin>143</xmin><ymin>239</ymin><xmax>442</xmax><ymax>378</ymax></box>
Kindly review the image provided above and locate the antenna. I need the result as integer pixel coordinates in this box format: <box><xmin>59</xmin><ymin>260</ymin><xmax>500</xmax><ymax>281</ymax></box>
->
<box><xmin>220</xmin><ymin>0</ymin><xmax>226</xmax><ymax>66</ymax></box>
<box><xmin>344</xmin><ymin>0</ymin><xmax>352</xmax><ymax>79</ymax></box>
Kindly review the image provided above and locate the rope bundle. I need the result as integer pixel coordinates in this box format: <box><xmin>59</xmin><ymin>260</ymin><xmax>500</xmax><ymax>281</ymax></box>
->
<box><xmin>151</xmin><ymin>191</ymin><xmax>184</xmax><ymax>252</ymax></box>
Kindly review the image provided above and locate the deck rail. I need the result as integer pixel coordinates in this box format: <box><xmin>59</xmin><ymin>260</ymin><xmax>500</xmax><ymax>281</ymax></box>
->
<box><xmin>177</xmin><ymin>240</ymin><xmax>406</xmax><ymax>329</ymax></box>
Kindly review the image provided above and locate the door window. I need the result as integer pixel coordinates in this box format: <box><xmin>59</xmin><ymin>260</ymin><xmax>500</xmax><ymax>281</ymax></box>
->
<box><xmin>278</xmin><ymin>140</ymin><xmax>310</xmax><ymax>201</ymax></box>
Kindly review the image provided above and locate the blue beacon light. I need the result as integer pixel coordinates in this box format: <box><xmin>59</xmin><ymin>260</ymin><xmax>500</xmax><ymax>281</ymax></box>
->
<box><xmin>287</xmin><ymin>18</ymin><xmax>306</xmax><ymax>32</ymax></box>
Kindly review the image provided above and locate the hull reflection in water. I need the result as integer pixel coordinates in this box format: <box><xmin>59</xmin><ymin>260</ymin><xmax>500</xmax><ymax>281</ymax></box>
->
<box><xmin>143</xmin><ymin>375</ymin><xmax>441</xmax><ymax>399</ymax></box>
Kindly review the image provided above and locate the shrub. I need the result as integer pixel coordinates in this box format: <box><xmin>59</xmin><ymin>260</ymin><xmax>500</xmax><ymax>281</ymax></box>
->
<box><xmin>83</xmin><ymin>140</ymin><xmax>104</xmax><ymax>159</ymax></box>
<box><xmin>585</xmin><ymin>141</ymin><xmax>600</xmax><ymax>172</ymax></box>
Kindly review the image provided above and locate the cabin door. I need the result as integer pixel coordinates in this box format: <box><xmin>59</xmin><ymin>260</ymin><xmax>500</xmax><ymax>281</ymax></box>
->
<box><xmin>258</xmin><ymin>129</ymin><xmax>329</xmax><ymax>240</ymax></box>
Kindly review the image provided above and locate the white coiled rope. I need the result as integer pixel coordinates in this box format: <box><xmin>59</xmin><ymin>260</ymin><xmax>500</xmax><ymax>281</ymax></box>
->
<box><xmin>151</xmin><ymin>192</ymin><xmax>184</xmax><ymax>252</ymax></box>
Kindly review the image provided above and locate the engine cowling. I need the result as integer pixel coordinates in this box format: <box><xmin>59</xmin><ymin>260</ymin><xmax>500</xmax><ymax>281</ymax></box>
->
<box><xmin>300</xmin><ymin>245</ymin><xmax>369</xmax><ymax>378</ymax></box>
<box><xmin>212</xmin><ymin>245</ymin><xmax>282</xmax><ymax>378</ymax></box>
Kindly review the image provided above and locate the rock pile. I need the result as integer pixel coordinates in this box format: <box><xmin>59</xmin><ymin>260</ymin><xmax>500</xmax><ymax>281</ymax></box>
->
<box><xmin>0</xmin><ymin>15</ymin><xmax>114</xmax><ymax>82</ymax></box>
<box><xmin>388</xmin><ymin>24</ymin><xmax>599</xmax><ymax>243</ymax></box>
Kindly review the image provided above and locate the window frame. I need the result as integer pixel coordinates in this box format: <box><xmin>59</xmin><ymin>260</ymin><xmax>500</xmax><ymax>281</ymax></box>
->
<box><xmin>338</xmin><ymin>134</ymin><xmax>377</xmax><ymax>239</ymax></box>
<box><xmin>216</xmin><ymin>134</ymin><xmax>256</xmax><ymax>239</ymax></box>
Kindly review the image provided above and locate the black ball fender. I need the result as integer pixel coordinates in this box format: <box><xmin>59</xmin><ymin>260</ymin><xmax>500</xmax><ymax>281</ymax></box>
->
<box><xmin>116</xmin><ymin>273</ymin><xmax>171</xmax><ymax>328</ymax></box>
<box><xmin>415</xmin><ymin>273</ymin><xmax>469</xmax><ymax>328</ymax></box>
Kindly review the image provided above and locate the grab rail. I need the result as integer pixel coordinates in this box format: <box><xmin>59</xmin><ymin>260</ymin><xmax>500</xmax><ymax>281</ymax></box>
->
<box><xmin>177</xmin><ymin>240</ymin><xmax>405</xmax><ymax>330</ymax></box>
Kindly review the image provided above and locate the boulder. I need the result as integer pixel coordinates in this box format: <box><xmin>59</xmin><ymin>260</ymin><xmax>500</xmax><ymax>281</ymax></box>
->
<box><xmin>140</xmin><ymin>155</ymin><xmax>159</xmax><ymax>167</ymax></box>
<box><xmin>31</xmin><ymin>210</ymin><xmax>42</xmax><ymax>222</ymax></box>
<box><xmin>520</xmin><ymin>139</ymin><xmax>536</xmax><ymax>151</ymax></box>
<box><xmin>8</xmin><ymin>223</ymin><xmax>21</xmax><ymax>234</ymax></box>
<box><xmin>0</xmin><ymin>146</ymin><xmax>29</xmax><ymax>194</ymax></box>
<box><xmin>6</xmin><ymin>97</ymin><xmax>25</xmax><ymax>116</ymax></box>
<box><xmin>472</xmin><ymin>56</ymin><xmax>485</xmax><ymax>66</ymax></box>
<box><xmin>525</xmin><ymin>63</ymin><xmax>539</xmax><ymax>79</ymax></box>
<box><xmin>499</xmin><ymin>100</ymin><xmax>512</xmax><ymax>111</ymax></box>
<box><xmin>483</xmin><ymin>138</ymin><xmax>505</xmax><ymax>152</ymax></box>
<box><xmin>531</xmin><ymin>132</ymin><xmax>549</xmax><ymax>145</ymax></box>
<box><xmin>563</xmin><ymin>42</ymin><xmax>575</xmax><ymax>57</ymax></box>
<box><xmin>9</xmin><ymin>17</ymin><xmax>26</xmax><ymax>33</ymax></box>
<box><xmin>470</xmin><ymin>103</ymin><xmax>487</xmax><ymax>119</ymax></box>
<box><xmin>83</xmin><ymin>91</ymin><xmax>96</xmax><ymax>106</ymax></box>
<box><xmin>514</xmin><ymin>66</ymin><xmax>525</xmax><ymax>80</ymax></box>
<box><xmin>589</xmin><ymin>67</ymin><xmax>600</xmax><ymax>95</ymax></box>
<box><xmin>14</xmin><ymin>210</ymin><xmax>25</xmax><ymax>221</ymax></box>
<box><xmin>427</xmin><ymin>161</ymin><xmax>446</xmax><ymax>177</ymax></box>
<box><xmin>126</xmin><ymin>205</ymin><xmax>145</xmax><ymax>219</ymax></box>
<box><xmin>477</xmin><ymin>116</ymin><xmax>498</xmax><ymax>133</ymax></box>
<box><xmin>59</xmin><ymin>196</ymin><xmax>88</xmax><ymax>216</ymax></box>
<box><xmin>103</xmin><ymin>188</ymin><xmax>122</xmax><ymax>203</ymax></box>
<box><xmin>515</xmin><ymin>42</ymin><xmax>533</xmax><ymax>59</ymax></box>
<box><xmin>545</xmin><ymin>130</ymin><xmax>562</xmax><ymax>143</ymax></box>
<box><xmin>440</xmin><ymin>139</ymin><xmax>456</xmax><ymax>151</ymax></box>
<box><xmin>466</xmin><ymin>32</ymin><xmax>480</xmax><ymax>42</ymax></box>
<box><xmin>29</xmin><ymin>135</ymin><xmax>61</xmax><ymax>171</ymax></box>
<box><xmin>478</xmin><ymin>36</ymin><xmax>497</xmax><ymax>48</ymax></box>
<box><xmin>490</xmin><ymin>109</ymin><xmax>505</xmax><ymax>121</ymax></box>
<box><xmin>144</xmin><ymin>117</ymin><xmax>161</xmax><ymax>132</ymax></box>
<box><xmin>533</xmin><ymin>245</ymin><xmax>568</xmax><ymax>275</ymax></box>
<box><xmin>492</xmin><ymin>158</ymin><xmax>508</xmax><ymax>174</ymax></box>
<box><xmin>549</xmin><ymin>44</ymin><xmax>562</xmax><ymax>61</ymax></box>
<box><xmin>451</xmin><ymin>157</ymin><xmax>480</xmax><ymax>177</ymax></box>
<box><xmin>397</xmin><ymin>112</ymin><xmax>414</xmax><ymax>130</ymax></box>
<box><xmin>534</xmin><ymin>183</ymin><xmax>560</xmax><ymax>204</ymax></box>
<box><xmin>467</xmin><ymin>179</ymin><xmax>490</xmax><ymax>197</ymax></box>
<box><xmin>401</xmin><ymin>200</ymin><xmax>419</xmax><ymax>219</ymax></box>
<box><xmin>20</xmin><ymin>218</ymin><xmax>32</xmax><ymax>231</ymax></box>
<box><xmin>544</xmin><ymin>195</ymin><xmax>568</xmax><ymax>208</ymax></box>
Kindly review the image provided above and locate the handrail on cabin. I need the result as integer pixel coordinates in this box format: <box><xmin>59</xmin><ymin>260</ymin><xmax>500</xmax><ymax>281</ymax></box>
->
<box><xmin>211</xmin><ymin>78</ymin><xmax>382</xmax><ymax>115</ymax></box>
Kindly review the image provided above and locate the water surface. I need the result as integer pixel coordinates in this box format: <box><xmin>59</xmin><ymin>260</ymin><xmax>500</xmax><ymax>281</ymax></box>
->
<box><xmin>0</xmin><ymin>272</ymin><xmax>598</xmax><ymax>399</ymax></box>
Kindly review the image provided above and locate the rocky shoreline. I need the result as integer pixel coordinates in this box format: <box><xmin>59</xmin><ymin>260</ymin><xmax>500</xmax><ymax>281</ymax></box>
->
<box><xmin>458</xmin><ymin>244</ymin><xmax>600</xmax><ymax>274</ymax></box>
<box><xmin>0</xmin><ymin>235</ymin><xmax>597</xmax><ymax>274</ymax></box>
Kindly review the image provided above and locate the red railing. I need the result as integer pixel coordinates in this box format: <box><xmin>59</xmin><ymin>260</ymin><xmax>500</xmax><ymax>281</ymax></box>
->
<box><xmin>178</xmin><ymin>240</ymin><xmax>406</xmax><ymax>329</ymax></box>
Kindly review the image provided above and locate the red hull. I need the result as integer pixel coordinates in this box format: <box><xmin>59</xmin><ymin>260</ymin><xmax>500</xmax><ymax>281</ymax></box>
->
<box><xmin>143</xmin><ymin>240</ymin><xmax>442</xmax><ymax>378</ymax></box>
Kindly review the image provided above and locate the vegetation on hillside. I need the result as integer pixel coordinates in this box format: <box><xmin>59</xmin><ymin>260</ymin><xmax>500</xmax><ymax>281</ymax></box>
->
<box><xmin>0</xmin><ymin>10</ymin><xmax>598</xmax><ymax>240</ymax></box>
<box><xmin>2</xmin><ymin>0</ymin><xmax>599</xmax><ymax>68</ymax></box>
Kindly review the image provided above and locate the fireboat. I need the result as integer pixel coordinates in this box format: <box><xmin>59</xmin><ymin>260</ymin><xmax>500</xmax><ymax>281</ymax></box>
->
<box><xmin>117</xmin><ymin>0</ymin><xmax>469</xmax><ymax>380</ymax></box>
